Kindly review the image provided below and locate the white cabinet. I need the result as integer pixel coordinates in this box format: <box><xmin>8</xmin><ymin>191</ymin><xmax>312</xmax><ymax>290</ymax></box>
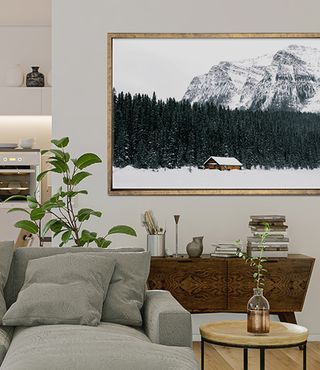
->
<box><xmin>0</xmin><ymin>87</ymin><xmax>51</xmax><ymax>115</ymax></box>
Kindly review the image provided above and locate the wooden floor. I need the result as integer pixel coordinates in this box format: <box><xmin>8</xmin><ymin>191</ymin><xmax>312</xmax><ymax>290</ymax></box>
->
<box><xmin>193</xmin><ymin>342</ymin><xmax>320</xmax><ymax>370</ymax></box>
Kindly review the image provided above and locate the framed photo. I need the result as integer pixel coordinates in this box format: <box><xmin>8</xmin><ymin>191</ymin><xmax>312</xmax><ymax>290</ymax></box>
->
<box><xmin>107</xmin><ymin>33</ymin><xmax>320</xmax><ymax>195</ymax></box>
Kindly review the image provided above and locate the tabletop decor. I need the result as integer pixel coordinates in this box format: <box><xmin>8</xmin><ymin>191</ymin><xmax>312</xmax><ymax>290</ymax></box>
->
<box><xmin>238</xmin><ymin>224</ymin><xmax>270</xmax><ymax>334</ymax></box>
<box><xmin>26</xmin><ymin>66</ymin><xmax>44</xmax><ymax>87</ymax></box>
<box><xmin>108</xmin><ymin>33</ymin><xmax>320</xmax><ymax>195</ymax></box>
<box><xmin>143</xmin><ymin>210</ymin><xmax>165</xmax><ymax>256</ymax></box>
<box><xmin>186</xmin><ymin>236</ymin><xmax>204</xmax><ymax>257</ymax></box>
<box><xmin>6</xmin><ymin>137</ymin><xmax>136</xmax><ymax>247</ymax></box>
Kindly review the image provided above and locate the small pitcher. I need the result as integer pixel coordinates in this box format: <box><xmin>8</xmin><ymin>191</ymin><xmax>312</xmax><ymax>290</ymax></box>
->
<box><xmin>186</xmin><ymin>236</ymin><xmax>204</xmax><ymax>257</ymax></box>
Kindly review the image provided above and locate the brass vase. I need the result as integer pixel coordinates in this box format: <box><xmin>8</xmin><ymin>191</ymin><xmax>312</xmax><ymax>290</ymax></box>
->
<box><xmin>247</xmin><ymin>288</ymin><xmax>270</xmax><ymax>334</ymax></box>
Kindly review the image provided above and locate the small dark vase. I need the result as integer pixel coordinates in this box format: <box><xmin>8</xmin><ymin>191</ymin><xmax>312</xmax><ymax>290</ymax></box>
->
<box><xmin>26</xmin><ymin>66</ymin><xmax>44</xmax><ymax>87</ymax></box>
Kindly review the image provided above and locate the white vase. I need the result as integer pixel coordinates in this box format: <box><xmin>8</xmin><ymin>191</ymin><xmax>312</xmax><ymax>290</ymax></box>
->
<box><xmin>47</xmin><ymin>70</ymin><xmax>52</xmax><ymax>86</ymax></box>
<box><xmin>5</xmin><ymin>64</ymin><xmax>24</xmax><ymax>87</ymax></box>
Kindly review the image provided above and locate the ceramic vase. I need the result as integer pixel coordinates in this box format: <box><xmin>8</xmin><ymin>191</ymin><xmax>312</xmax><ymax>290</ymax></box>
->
<box><xmin>186</xmin><ymin>236</ymin><xmax>204</xmax><ymax>257</ymax></box>
<box><xmin>26</xmin><ymin>66</ymin><xmax>45</xmax><ymax>87</ymax></box>
<box><xmin>5</xmin><ymin>64</ymin><xmax>24</xmax><ymax>87</ymax></box>
<box><xmin>247</xmin><ymin>288</ymin><xmax>270</xmax><ymax>334</ymax></box>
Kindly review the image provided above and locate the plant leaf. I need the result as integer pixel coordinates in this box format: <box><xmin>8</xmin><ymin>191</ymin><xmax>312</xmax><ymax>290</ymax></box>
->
<box><xmin>77</xmin><ymin>208</ymin><xmax>102</xmax><ymax>222</ymax></box>
<box><xmin>80</xmin><ymin>229</ymin><xmax>97</xmax><ymax>242</ymax></box>
<box><xmin>49</xmin><ymin>160</ymin><xmax>69</xmax><ymax>173</ymax></box>
<box><xmin>95</xmin><ymin>238</ymin><xmax>112</xmax><ymax>249</ymax></box>
<box><xmin>107</xmin><ymin>225</ymin><xmax>137</xmax><ymax>236</ymax></box>
<box><xmin>37</xmin><ymin>170</ymin><xmax>51</xmax><ymax>182</ymax></box>
<box><xmin>26</xmin><ymin>195</ymin><xmax>38</xmax><ymax>209</ymax></box>
<box><xmin>61</xmin><ymin>230</ymin><xmax>72</xmax><ymax>243</ymax></box>
<box><xmin>30</xmin><ymin>208</ymin><xmax>45</xmax><ymax>221</ymax></box>
<box><xmin>70</xmin><ymin>171</ymin><xmax>91</xmax><ymax>185</ymax></box>
<box><xmin>74</xmin><ymin>153</ymin><xmax>102</xmax><ymax>170</ymax></box>
<box><xmin>51</xmin><ymin>137</ymin><xmax>69</xmax><ymax>148</ymax></box>
<box><xmin>7</xmin><ymin>208</ymin><xmax>30</xmax><ymax>215</ymax></box>
<box><xmin>15</xmin><ymin>220</ymin><xmax>38</xmax><ymax>234</ymax></box>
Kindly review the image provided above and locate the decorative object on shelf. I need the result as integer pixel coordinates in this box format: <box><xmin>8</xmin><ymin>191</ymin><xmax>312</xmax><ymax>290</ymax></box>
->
<box><xmin>5</xmin><ymin>64</ymin><xmax>24</xmax><ymax>87</ymax></box>
<box><xmin>26</xmin><ymin>66</ymin><xmax>45</xmax><ymax>87</ymax></box>
<box><xmin>174</xmin><ymin>215</ymin><xmax>180</xmax><ymax>257</ymax></box>
<box><xmin>143</xmin><ymin>210</ymin><xmax>166</xmax><ymax>256</ymax></box>
<box><xmin>238</xmin><ymin>223</ymin><xmax>270</xmax><ymax>334</ymax></box>
<box><xmin>6</xmin><ymin>137</ymin><xmax>136</xmax><ymax>247</ymax></box>
<box><xmin>210</xmin><ymin>243</ymin><xmax>241</xmax><ymax>258</ymax></box>
<box><xmin>19</xmin><ymin>138</ymin><xmax>35</xmax><ymax>149</ymax></box>
<box><xmin>248</xmin><ymin>215</ymin><xmax>289</xmax><ymax>258</ymax></box>
<box><xmin>47</xmin><ymin>70</ymin><xmax>52</xmax><ymax>86</ymax></box>
<box><xmin>186</xmin><ymin>236</ymin><xmax>204</xmax><ymax>257</ymax></box>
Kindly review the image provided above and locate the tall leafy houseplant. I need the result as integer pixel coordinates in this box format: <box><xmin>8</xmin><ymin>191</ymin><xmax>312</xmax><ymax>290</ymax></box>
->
<box><xmin>8</xmin><ymin>137</ymin><xmax>136</xmax><ymax>247</ymax></box>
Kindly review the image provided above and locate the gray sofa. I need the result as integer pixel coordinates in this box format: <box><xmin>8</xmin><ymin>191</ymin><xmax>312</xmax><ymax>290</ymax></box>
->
<box><xmin>0</xmin><ymin>247</ymin><xmax>198</xmax><ymax>370</ymax></box>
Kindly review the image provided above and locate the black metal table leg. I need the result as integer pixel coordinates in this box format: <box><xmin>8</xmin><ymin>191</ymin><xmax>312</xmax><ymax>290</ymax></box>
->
<box><xmin>243</xmin><ymin>348</ymin><xmax>248</xmax><ymax>370</ymax></box>
<box><xmin>303</xmin><ymin>342</ymin><xmax>307</xmax><ymax>370</ymax></box>
<box><xmin>260</xmin><ymin>348</ymin><xmax>265</xmax><ymax>370</ymax></box>
<box><xmin>201</xmin><ymin>338</ymin><xmax>204</xmax><ymax>370</ymax></box>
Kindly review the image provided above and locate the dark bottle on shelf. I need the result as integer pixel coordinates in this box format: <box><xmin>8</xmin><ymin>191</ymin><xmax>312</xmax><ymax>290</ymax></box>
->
<box><xmin>26</xmin><ymin>66</ymin><xmax>45</xmax><ymax>87</ymax></box>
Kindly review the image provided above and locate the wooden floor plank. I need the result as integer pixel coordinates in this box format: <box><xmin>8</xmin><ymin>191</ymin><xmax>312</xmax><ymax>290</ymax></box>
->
<box><xmin>193</xmin><ymin>342</ymin><xmax>320</xmax><ymax>370</ymax></box>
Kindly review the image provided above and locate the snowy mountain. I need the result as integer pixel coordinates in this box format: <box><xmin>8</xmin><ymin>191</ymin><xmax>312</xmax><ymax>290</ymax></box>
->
<box><xmin>183</xmin><ymin>45</ymin><xmax>320</xmax><ymax>113</ymax></box>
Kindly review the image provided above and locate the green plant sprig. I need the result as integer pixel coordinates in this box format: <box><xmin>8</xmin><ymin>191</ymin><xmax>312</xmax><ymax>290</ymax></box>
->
<box><xmin>6</xmin><ymin>137</ymin><xmax>136</xmax><ymax>247</ymax></box>
<box><xmin>237</xmin><ymin>223</ymin><xmax>270</xmax><ymax>289</ymax></box>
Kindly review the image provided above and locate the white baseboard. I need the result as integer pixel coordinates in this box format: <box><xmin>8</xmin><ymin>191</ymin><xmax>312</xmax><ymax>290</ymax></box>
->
<box><xmin>193</xmin><ymin>334</ymin><xmax>320</xmax><ymax>342</ymax></box>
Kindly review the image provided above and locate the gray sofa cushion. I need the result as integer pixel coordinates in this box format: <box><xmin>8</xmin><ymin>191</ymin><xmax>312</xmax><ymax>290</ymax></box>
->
<box><xmin>0</xmin><ymin>326</ymin><xmax>14</xmax><ymax>366</ymax></box>
<box><xmin>0</xmin><ymin>323</ymin><xmax>198</xmax><ymax>370</ymax></box>
<box><xmin>0</xmin><ymin>242</ymin><xmax>14</xmax><ymax>321</ymax></box>
<box><xmin>2</xmin><ymin>253</ymin><xmax>115</xmax><ymax>326</ymax></box>
<box><xmin>4</xmin><ymin>247</ymin><xmax>150</xmax><ymax>327</ymax></box>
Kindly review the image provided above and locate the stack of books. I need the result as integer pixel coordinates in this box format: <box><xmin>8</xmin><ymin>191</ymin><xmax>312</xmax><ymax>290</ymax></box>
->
<box><xmin>210</xmin><ymin>243</ymin><xmax>241</xmax><ymax>258</ymax></box>
<box><xmin>247</xmin><ymin>215</ymin><xmax>289</xmax><ymax>258</ymax></box>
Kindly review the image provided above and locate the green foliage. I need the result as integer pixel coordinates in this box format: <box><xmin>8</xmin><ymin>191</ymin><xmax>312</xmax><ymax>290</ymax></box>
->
<box><xmin>8</xmin><ymin>137</ymin><xmax>136</xmax><ymax>248</ymax></box>
<box><xmin>237</xmin><ymin>223</ymin><xmax>270</xmax><ymax>289</ymax></box>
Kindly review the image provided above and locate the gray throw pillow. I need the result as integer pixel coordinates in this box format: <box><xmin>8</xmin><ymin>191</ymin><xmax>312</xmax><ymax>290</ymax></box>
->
<box><xmin>100</xmin><ymin>252</ymin><xmax>150</xmax><ymax>327</ymax></box>
<box><xmin>2</xmin><ymin>253</ymin><xmax>115</xmax><ymax>327</ymax></box>
<box><xmin>0</xmin><ymin>242</ymin><xmax>14</xmax><ymax>321</ymax></box>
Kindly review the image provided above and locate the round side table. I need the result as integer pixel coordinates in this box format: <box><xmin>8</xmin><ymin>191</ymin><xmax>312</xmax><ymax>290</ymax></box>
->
<box><xmin>200</xmin><ymin>320</ymin><xmax>308</xmax><ymax>370</ymax></box>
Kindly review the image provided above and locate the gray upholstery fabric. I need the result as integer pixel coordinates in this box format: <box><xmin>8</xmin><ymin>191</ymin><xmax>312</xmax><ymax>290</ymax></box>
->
<box><xmin>0</xmin><ymin>326</ymin><xmax>13</xmax><ymax>366</ymax></box>
<box><xmin>143</xmin><ymin>290</ymin><xmax>193</xmax><ymax>347</ymax></box>
<box><xmin>0</xmin><ymin>242</ymin><xmax>14</xmax><ymax>320</ymax></box>
<box><xmin>0</xmin><ymin>323</ymin><xmax>198</xmax><ymax>370</ymax></box>
<box><xmin>4</xmin><ymin>247</ymin><xmax>150</xmax><ymax>327</ymax></box>
<box><xmin>2</xmin><ymin>253</ymin><xmax>115</xmax><ymax>326</ymax></box>
<box><xmin>101</xmin><ymin>252</ymin><xmax>150</xmax><ymax>326</ymax></box>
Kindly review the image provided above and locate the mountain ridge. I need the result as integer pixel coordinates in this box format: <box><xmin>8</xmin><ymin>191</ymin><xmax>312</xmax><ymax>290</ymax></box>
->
<box><xmin>183</xmin><ymin>44</ymin><xmax>320</xmax><ymax>113</ymax></box>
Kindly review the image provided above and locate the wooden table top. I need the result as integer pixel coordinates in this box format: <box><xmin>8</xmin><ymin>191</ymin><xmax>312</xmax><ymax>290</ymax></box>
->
<box><xmin>200</xmin><ymin>320</ymin><xmax>308</xmax><ymax>347</ymax></box>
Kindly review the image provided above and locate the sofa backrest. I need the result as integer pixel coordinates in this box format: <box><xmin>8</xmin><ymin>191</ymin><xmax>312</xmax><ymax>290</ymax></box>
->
<box><xmin>4</xmin><ymin>247</ymin><xmax>145</xmax><ymax>307</ymax></box>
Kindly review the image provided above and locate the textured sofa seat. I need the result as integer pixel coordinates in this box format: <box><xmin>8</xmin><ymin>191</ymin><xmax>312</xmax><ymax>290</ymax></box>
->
<box><xmin>0</xmin><ymin>323</ymin><xmax>198</xmax><ymax>370</ymax></box>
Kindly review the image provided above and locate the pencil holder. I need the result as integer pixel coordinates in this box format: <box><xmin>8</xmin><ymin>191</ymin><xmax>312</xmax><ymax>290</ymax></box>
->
<box><xmin>147</xmin><ymin>234</ymin><xmax>165</xmax><ymax>256</ymax></box>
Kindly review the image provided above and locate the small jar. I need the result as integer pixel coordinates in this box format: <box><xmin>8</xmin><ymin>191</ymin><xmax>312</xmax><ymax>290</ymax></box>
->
<box><xmin>26</xmin><ymin>66</ymin><xmax>45</xmax><ymax>87</ymax></box>
<box><xmin>247</xmin><ymin>288</ymin><xmax>270</xmax><ymax>334</ymax></box>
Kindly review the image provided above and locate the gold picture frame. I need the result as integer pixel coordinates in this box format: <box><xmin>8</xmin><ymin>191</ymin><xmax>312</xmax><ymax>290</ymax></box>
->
<box><xmin>107</xmin><ymin>33</ymin><xmax>320</xmax><ymax>195</ymax></box>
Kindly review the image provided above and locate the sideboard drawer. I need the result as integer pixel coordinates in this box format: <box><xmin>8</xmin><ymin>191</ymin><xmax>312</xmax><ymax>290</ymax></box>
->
<box><xmin>149</xmin><ymin>258</ymin><xmax>227</xmax><ymax>312</ymax></box>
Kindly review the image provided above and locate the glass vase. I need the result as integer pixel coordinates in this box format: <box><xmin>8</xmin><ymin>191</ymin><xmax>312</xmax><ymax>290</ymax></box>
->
<box><xmin>247</xmin><ymin>288</ymin><xmax>270</xmax><ymax>334</ymax></box>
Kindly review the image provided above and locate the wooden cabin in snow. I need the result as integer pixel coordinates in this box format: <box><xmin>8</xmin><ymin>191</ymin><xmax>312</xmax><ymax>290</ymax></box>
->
<box><xmin>203</xmin><ymin>156</ymin><xmax>242</xmax><ymax>171</ymax></box>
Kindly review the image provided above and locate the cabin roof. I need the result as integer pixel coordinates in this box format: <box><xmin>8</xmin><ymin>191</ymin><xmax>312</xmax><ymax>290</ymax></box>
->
<box><xmin>204</xmin><ymin>156</ymin><xmax>243</xmax><ymax>166</ymax></box>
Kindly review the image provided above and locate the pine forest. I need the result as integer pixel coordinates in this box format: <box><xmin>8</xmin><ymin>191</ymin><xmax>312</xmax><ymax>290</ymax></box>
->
<box><xmin>112</xmin><ymin>91</ymin><xmax>320</xmax><ymax>170</ymax></box>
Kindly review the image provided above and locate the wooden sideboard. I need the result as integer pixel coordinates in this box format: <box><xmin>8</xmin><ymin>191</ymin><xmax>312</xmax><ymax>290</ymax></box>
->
<box><xmin>148</xmin><ymin>254</ymin><xmax>315</xmax><ymax>324</ymax></box>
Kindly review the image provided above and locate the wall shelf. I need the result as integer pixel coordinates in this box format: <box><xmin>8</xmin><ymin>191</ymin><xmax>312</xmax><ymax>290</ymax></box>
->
<box><xmin>0</xmin><ymin>87</ymin><xmax>51</xmax><ymax>115</ymax></box>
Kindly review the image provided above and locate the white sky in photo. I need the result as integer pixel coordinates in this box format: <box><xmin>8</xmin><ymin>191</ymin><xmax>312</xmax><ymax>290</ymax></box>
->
<box><xmin>113</xmin><ymin>38</ymin><xmax>320</xmax><ymax>100</ymax></box>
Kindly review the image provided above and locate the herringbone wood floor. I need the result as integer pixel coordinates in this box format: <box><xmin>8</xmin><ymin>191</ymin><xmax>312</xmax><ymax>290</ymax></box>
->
<box><xmin>193</xmin><ymin>342</ymin><xmax>320</xmax><ymax>370</ymax></box>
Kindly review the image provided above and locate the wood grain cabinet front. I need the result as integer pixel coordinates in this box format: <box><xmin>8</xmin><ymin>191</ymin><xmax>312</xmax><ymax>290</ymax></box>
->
<box><xmin>148</xmin><ymin>254</ymin><xmax>315</xmax><ymax>324</ymax></box>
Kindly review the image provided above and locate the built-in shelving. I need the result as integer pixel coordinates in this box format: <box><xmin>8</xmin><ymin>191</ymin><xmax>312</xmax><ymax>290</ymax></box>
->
<box><xmin>0</xmin><ymin>87</ymin><xmax>51</xmax><ymax>115</ymax></box>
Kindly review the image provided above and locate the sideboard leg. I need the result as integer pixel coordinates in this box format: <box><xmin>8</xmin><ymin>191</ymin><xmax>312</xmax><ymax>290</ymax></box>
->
<box><xmin>260</xmin><ymin>348</ymin><xmax>265</xmax><ymax>370</ymax></box>
<box><xmin>278</xmin><ymin>312</ymin><xmax>297</xmax><ymax>324</ymax></box>
<box><xmin>243</xmin><ymin>348</ymin><xmax>248</xmax><ymax>370</ymax></box>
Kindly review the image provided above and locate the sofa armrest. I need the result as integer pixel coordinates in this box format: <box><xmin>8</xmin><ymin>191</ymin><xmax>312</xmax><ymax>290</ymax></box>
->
<box><xmin>143</xmin><ymin>290</ymin><xmax>192</xmax><ymax>347</ymax></box>
<box><xmin>0</xmin><ymin>326</ymin><xmax>14</xmax><ymax>365</ymax></box>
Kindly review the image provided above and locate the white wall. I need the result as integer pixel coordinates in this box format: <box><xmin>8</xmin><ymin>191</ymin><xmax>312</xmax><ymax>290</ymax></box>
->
<box><xmin>53</xmin><ymin>0</ymin><xmax>320</xmax><ymax>338</ymax></box>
